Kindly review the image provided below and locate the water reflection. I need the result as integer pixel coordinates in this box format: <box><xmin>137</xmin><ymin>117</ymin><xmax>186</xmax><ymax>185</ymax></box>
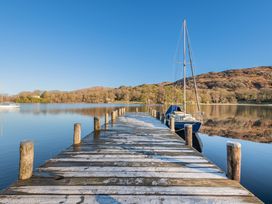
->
<box><xmin>152</xmin><ymin>104</ymin><xmax>272</xmax><ymax>143</ymax></box>
<box><xmin>17</xmin><ymin>103</ymin><xmax>142</xmax><ymax>116</ymax></box>
<box><xmin>200</xmin><ymin>105</ymin><xmax>272</xmax><ymax>143</ymax></box>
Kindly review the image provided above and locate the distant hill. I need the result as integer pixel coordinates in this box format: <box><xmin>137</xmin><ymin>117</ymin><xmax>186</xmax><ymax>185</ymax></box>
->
<box><xmin>175</xmin><ymin>66</ymin><xmax>272</xmax><ymax>91</ymax></box>
<box><xmin>5</xmin><ymin>66</ymin><xmax>272</xmax><ymax>104</ymax></box>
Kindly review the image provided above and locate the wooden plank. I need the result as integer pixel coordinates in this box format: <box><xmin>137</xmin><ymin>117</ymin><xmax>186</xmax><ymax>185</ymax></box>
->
<box><xmin>42</xmin><ymin>161</ymin><xmax>217</xmax><ymax>168</ymax></box>
<box><xmin>66</xmin><ymin>146</ymin><xmax>189</xmax><ymax>151</ymax></box>
<box><xmin>55</xmin><ymin>155</ymin><xmax>204</xmax><ymax>159</ymax></box>
<box><xmin>0</xmin><ymin>195</ymin><xmax>261</xmax><ymax>204</ymax></box>
<box><xmin>49</xmin><ymin>157</ymin><xmax>209</xmax><ymax>163</ymax></box>
<box><xmin>35</xmin><ymin>171</ymin><xmax>227</xmax><ymax>179</ymax></box>
<box><xmin>11</xmin><ymin>177</ymin><xmax>240</xmax><ymax>187</ymax></box>
<box><xmin>39</xmin><ymin>166</ymin><xmax>223</xmax><ymax>173</ymax></box>
<box><xmin>61</xmin><ymin>149</ymin><xmax>195</xmax><ymax>154</ymax></box>
<box><xmin>8</xmin><ymin>185</ymin><xmax>250</xmax><ymax>196</ymax></box>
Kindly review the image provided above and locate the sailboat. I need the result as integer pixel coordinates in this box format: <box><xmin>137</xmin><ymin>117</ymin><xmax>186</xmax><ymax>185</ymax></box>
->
<box><xmin>165</xmin><ymin>19</ymin><xmax>202</xmax><ymax>134</ymax></box>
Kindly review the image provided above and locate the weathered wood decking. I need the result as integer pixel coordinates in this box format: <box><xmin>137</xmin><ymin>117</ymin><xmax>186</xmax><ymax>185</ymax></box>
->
<box><xmin>0</xmin><ymin>112</ymin><xmax>262</xmax><ymax>203</ymax></box>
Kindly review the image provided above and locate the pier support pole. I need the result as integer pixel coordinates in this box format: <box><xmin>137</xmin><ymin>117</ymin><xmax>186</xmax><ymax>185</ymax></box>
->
<box><xmin>111</xmin><ymin>111</ymin><xmax>115</xmax><ymax>123</ymax></box>
<box><xmin>153</xmin><ymin>110</ymin><xmax>156</xmax><ymax>118</ymax></box>
<box><xmin>185</xmin><ymin>124</ymin><xmax>193</xmax><ymax>147</ymax></box>
<box><xmin>105</xmin><ymin>113</ymin><xmax>109</xmax><ymax>124</ymax></box>
<box><xmin>136</xmin><ymin>107</ymin><xmax>138</xmax><ymax>112</ymax></box>
<box><xmin>161</xmin><ymin>113</ymin><xmax>165</xmax><ymax>124</ymax></box>
<box><xmin>94</xmin><ymin>116</ymin><xmax>100</xmax><ymax>131</ymax></box>
<box><xmin>156</xmin><ymin>111</ymin><xmax>160</xmax><ymax>120</ymax></box>
<box><xmin>121</xmin><ymin>108</ymin><xmax>124</xmax><ymax>115</ymax></box>
<box><xmin>170</xmin><ymin>117</ymin><xmax>175</xmax><ymax>132</ymax></box>
<box><xmin>19</xmin><ymin>141</ymin><xmax>34</xmax><ymax>180</ymax></box>
<box><xmin>227</xmin><ymin>141</ymin><xmax>241</xmax><ymax>182</ymax></box>
<box><xmin>73</xmin><ymin>123</ymin><xmax>81</xmax><ymax>145</ymax></box>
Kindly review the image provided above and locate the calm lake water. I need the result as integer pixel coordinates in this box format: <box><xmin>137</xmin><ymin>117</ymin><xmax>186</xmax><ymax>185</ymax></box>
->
<box><xmin>0</xmin><ymin>103</ymin><xmax>271</xmax><ymax>203</ymax></box>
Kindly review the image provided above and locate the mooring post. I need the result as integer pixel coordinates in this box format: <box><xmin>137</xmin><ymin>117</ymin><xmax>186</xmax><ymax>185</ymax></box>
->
<box><xmin>73</xmin><ymin>123</ymin><xmax>81</xmax><ymax>145</ymax></box>
<box><xmin>227</xmin><ymin>141</ymin><xmax>241</xmax><ymax>182</ymax></box>
<box><xmin>170</xmin><ymin>117</ymin><xmax>175</xmax><ymax>132</ymax></box>
<box><xmin>161</xmin><ymin>113</ymin><xmax>165</xmax><ymax>124</ymax></box>
<box><xmin>19</xmin><ymin>140</ymin><xmax>34</xmax><ymax>180</ymax></box>
<box><xmin>136</xmin><ymin>107</ymin><xmax>138</xmax><ymax>112</ymax></box>
<box><xmin>105</xmin><ymin>113</ymin><xmax>109</xmax><ymax>124</ymax></box>
<box><xmin>111</xmin><ymin>111</ymin><xmax>115</xmax><ymax>123</ymax></box>
<box><xmin>94</xmin><ymin>116</ymin><xmax>100</xmax><ymax>131</ymax></box>
<box><xmin>185</xmin><ymin>124</ymin><xmax>193</xmax><ymax>147</ymax></box>
<box><xmin>153</xmin><ymin>110</ymin><xmax>156</xmax><ymax>118</ymax></box>
<box><xmin>156</xmin><ymin>111</ymin><xmax>160</xmax><ymax>120</ymax></box>
<box><xmin>121</xmin><ymin>108</ymin><xmax>124</xmax><ymax>115</ymax></box>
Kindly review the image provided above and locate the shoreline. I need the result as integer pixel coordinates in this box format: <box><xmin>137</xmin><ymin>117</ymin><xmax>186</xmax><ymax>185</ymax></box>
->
<box><xmin>199</xmin><ymin>103</ymin><xmax>272</xmax><ymax>106</ymax></box>
<box><xmin>10</xmin><ymin>102</ymin><xmax>272</xmax><ymax>106</ymax></box>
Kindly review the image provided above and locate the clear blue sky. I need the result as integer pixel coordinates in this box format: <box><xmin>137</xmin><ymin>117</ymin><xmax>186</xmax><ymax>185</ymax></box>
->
<box><xmin>0</xmin><ymin>0</ymin><xmax>271</xmax><ymax>94</ymax></box>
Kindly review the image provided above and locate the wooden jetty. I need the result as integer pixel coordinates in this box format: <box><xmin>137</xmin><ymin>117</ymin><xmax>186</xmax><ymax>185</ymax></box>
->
<box><xmin>0</xmin><ymin>110</ymin><xmax>262</xmax><ymax>203</ymax></box>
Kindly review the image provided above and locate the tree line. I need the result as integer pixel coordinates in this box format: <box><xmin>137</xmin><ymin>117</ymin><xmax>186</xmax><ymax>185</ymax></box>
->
<box><xmin>3</xmin><ymin>84</ymin><xmax>271</xmax><ymax>104</ymax></box>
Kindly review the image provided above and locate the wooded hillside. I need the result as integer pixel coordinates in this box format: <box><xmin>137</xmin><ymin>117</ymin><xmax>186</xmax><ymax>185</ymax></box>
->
<box><xmin>5</xmin><ymin>66</ymin><xmax>272</xmax><ymax>104</ymax></box>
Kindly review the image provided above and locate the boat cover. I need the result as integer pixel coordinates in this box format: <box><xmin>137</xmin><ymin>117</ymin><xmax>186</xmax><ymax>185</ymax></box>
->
<box><xmin>165</xmin><ymin>105</ymin><xmax>182</xmax><ymax>115</ymax></box>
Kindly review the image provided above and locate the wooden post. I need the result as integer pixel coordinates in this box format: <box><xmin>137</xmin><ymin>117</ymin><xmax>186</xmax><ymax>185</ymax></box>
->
<box><xmin>185</xmin><ymin>124</ymin><xmax>193</xmax><ymax>147</ymax></box>
<box><xmin>156</xmin><ymin>111</ymin><xmax>160</xmax><ymax>120</ymax></box>
<box><xmin>105</xmin><ymin>113</ymin><xmax>109</xmax><ymax>124</ymax></box>
<box><xmin>170</xmin><ymin>117</ymin><xmax>175</xmax><ymax>132</ymax></box>
<box><xmin>161</xmin><ymin>113</ymin><xmax>165</xmax><ymax>124</ymax></box>
<box><xmin>94</xmin><ymin>116</ymin><xmax>100</xmax><ymax>131</ymax></box>
<box><xmin>19</xmin><ymin>140</ymin><xmax>34</xmax><ymax>180</ymax></box>
<box><xmin>111</xmin><ymin>111</ymin><xmax>115</xmax><ymax>123</ymax></box>
<box><xmin>153</xmin><ymin>110</ymin><xmax>156</xmax><ymax>117</ymax></box>
<box><xmin>118</xmin><ymin>109</ymin><xmax>122</xmax><ymax>116</ymax></box>
<box><xmin>73</xmin><ymin>123</ymin><xmax>81</xmax><ymax>145</ymax></box>
<box><xmin>227</xmin><ymin>141</ymin><xmax>241</xmax><ymax>182</ymax></box>
<box><xmin>136</xmin><ymin>107</ymin><xmax>138</xmax><ymax>112</ymax></box>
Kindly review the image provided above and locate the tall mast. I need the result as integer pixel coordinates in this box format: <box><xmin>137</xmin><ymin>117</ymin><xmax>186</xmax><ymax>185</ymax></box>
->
<box><xmin>186</xmin><ymin>25</ymin><xmax>201</xmax><ymax>113</ymax></box>
<box><xmin>183</xmin><ymin>19</ymin><xmax>187</xmax><ymax>114</ymax></box>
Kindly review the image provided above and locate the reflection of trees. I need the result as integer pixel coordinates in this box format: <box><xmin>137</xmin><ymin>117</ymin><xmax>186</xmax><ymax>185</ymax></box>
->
<box><xmin>19</xmin><ymin>105</ymin><xmax>143</xmax><ymax>117</ymax></box>
<box><xmin>152</xmin><ymin>104</ymin><xmax>272</xmax><ymax>143</ymax></box>
<box><xmin>200</xmin><ymin>105</ymin><xmax>272</xmax><ymax>143</ymax></box>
